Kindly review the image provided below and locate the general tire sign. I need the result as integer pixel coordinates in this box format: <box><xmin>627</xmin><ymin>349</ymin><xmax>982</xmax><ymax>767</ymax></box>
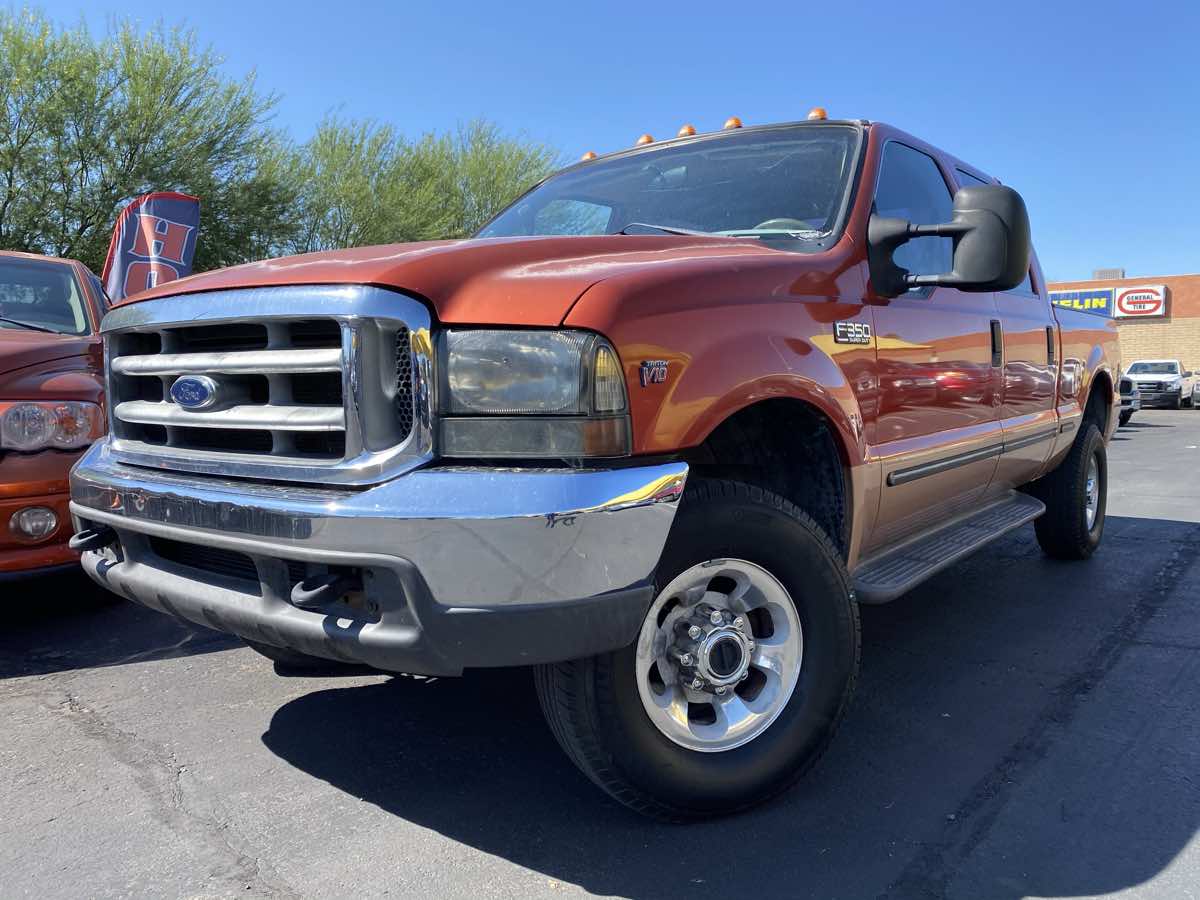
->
<box><xmin>1113</xmin><ymin>284</ymin><xmax>1168</xmax><ymax>318</ymax></box>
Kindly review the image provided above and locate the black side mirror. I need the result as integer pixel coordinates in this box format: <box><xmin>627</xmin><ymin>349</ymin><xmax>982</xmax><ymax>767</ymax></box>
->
<box><xmin>1185</xmin><ymin>371</ymin><xmax>1194</xmax><ymax>378</ymax></box>
<box><xmin>868</xmin><ymin>185</ymin><xmax>1032</xmax><ymax>298</ymax></box>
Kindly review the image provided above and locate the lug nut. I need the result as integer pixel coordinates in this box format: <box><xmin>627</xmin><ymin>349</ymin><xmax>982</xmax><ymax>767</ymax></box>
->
<box><xmin>709</xmin><ymin>610</ymin><xmax>723</xmax><ymax>625</ymax></box>
<box><xmin>739</xmin><ymin>671</ymin><xmax>749</xmax><ymax>681</ymax></box>
<box><xmin>733</xmin><ymin>616</ymin><xmax>744</xmax><ymax>629</ymax></box>
<box><xmin>715</xmin><ymin>686</ymin><xmax>727</xmax><ymax>695</ymax></box>
<box><xmin>678</xmin><ymin>653</ymin><xmax>693</xmax><ymax>667</ymax></box>
<box><xmin>747</xmin><ymin>641</ymin><xmax>756</xmax><ymax>651</ymax></box>
<box><xmin>691</xmin><ymin>677</ymin><xmax>704</xmax><ymax>690</ymax></box>
<box><xmin>687</xmin><ymin>625</ymin><xmax>703</xmax><ymax>640</ymax></box>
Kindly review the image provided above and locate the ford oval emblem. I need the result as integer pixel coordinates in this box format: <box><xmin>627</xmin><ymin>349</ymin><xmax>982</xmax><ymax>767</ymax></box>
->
<box><xmin>170</xmin><ymin>375</ymin><xmax>219</xmax><ymax>410</ymax></box>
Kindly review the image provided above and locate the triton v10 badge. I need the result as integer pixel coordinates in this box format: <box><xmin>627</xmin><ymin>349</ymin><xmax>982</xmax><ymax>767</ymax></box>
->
<box><xmin>833</xmin><ymin>322</ymin><xmax>872</xmax><ymax>345</ymax></box>
<box><xmin>639</xmin><ymin>360</ymin><xmax>669</xmax><ymax>387</ymax></box>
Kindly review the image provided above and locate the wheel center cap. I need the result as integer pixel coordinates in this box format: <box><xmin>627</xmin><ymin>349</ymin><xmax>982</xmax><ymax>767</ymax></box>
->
<box><xmin>697</xmin><ymin>627</ymin><xmax>751</xmax><ymax>686</ymax></box>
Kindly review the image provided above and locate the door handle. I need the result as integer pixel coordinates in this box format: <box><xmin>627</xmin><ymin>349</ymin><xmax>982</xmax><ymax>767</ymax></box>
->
<box><xmin>1045</xmin><ymin>326</ymin><xmax>1056</xmax><ymax>365</ymax></box>
<box><xmin>990</xmin><ymin>320</ymin><xmax>1003</xmax><ymax>368</ymax></box>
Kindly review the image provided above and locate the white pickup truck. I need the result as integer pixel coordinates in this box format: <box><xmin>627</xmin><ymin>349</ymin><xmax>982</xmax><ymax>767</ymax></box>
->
<box><xmin>1124</xmin><ymin>359</ymin><xmax>1195</xmax><ymax>410</ymax></box>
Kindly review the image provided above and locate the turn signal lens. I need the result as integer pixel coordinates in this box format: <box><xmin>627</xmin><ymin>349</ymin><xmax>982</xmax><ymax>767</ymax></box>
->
<box><xmin>593</xmin><ymin>345</ymin><xmax>627</xmax><ymax>413</ymax></box>
<box><xmin>723</xmin><ymin>116</ymin><xmax>743</xmax><ymax>129</ymax></box>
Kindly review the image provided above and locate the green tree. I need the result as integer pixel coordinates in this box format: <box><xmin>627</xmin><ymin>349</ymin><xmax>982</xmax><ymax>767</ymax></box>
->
<box><xmin>0</xmin><ymin>9</ymin><xmax>296</xmax><ymax>273</ymax></box>
<box><xmin>289</xmin><ymin>116</ymin><xmax>557</xmax><ymax>254</ymax></box>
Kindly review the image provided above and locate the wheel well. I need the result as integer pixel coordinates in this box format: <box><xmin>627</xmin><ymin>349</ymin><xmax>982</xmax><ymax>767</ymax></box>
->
<box><xmin>681</xmin><ymin>400</ymin><xmax>850</xmax><ymax>556</ymax></box>
<box><xmin>1084</xmin><ymin>370</ymin><xmax>1113</xmax><ymax>435</ymax></box>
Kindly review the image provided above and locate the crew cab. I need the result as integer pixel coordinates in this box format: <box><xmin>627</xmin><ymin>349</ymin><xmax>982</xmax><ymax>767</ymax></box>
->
<box><xmin>70</xmin><ymin>115</ymin><xmax>1118</xmax><ymax>820</ymax></box>
<box><xmin>1124</xmin><ymin>359</ymin><xmax>1194</xmax><ymax>409</ymax></box>
<box><xmin>1</xmin><ymin>251</ymin><xmax>106</xmax><ymax>578</ymax></box>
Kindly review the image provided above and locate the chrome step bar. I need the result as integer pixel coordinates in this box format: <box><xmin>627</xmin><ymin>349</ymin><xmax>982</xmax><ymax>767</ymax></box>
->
<box><xmin>111</xmin><ymin>348</ymin><xmax>342</xmax><ymax>376</ymax></box>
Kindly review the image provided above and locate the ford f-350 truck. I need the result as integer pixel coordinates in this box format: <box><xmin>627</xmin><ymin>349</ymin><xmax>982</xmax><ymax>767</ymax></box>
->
<box><xmin>70</xmin><ymin>116</ymin><xmax>1118</xmax><ymax>820</ymax></box>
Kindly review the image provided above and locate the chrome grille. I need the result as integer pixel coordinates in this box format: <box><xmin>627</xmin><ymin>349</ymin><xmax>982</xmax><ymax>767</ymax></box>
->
<box><xmin>102</xmin><ymin>286</ymin><xmax>433</xmax><ymax>485</ymax></box>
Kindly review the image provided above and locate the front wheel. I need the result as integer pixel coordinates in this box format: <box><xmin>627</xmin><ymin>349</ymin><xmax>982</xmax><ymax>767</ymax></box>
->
<box><xmin>535</xmin><ymin>479</ymin><xmax>860</xmax><ymax>821</ymax></box>
<box><xmin>1118</xmin><ymin>410</ymin><xmax>1132</xmax><ymax>427</ymax></box>
<box><xmin>1033</xmin><ymin>424</ymin><xmax>1107</xmax><ymax>559</ymax></box>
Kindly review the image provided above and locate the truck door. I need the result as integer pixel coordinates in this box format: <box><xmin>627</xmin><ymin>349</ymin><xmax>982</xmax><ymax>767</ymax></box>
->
<box><xmin>865</xmin><ymin>142</ymin><xmax>1002</xmax><ymax>555</ymax></box>
<box><xmin>955</xmin><ymin>171</ymin><xmax>1059</xmax><ymax>492</ymax></box>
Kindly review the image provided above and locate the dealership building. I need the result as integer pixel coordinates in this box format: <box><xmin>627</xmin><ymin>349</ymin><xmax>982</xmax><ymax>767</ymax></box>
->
<box><xmin>1046</xmin><ymin>271</ymin><xmax>1200</xmax><ymax>374</ymax></box>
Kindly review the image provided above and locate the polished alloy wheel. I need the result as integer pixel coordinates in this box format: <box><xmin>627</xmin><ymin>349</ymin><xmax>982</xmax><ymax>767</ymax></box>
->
<box><xmin>1085</xmin><ymin>455</ymin><xmax>1099</xmax><ymax>530</ymax></box>
<box><xmin>636</xmin><ymin>558</ymin><xmax>803</xmax><ymax>752</ymax></box>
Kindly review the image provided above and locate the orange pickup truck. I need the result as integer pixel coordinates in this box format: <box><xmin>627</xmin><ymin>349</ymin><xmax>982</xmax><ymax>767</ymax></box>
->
<box><xmin>70</xmin><ymin>116</ymin><xmax>1118</xmax><ymax>820</ymax></box>
<box><xmin>1</xmin><ymin>251</ymin><xmax>106</xmax><ymax>577</ymax></box>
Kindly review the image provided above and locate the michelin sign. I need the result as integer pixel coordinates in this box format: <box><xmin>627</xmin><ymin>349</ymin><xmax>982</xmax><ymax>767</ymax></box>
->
<box><xmin>1048</xmin><ymin>288</ymin><xmax>1114</xmax><ymax>317</ymax></box>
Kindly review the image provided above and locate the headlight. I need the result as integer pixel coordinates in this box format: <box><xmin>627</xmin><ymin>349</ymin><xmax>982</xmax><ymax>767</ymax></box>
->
<box><xmin>0</xmin><ymin>401</ymin><xmax>104</xmax><ymax>452</ymax></box>
<box><xmin>439</xmin><ymin>329</ymin><xmax>630</xmax><ymax>458</ymax></box>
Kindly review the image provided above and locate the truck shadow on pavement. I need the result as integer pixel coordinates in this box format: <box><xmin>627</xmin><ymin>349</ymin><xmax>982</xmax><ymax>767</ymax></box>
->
<box><xmin>263</xmin><ymin>516</ymin><xmax>1200</xmax><ymax>900</ymax></box>
<box><xmin>0</xmin><ymin>569</ymin><xmax>238</xmax><ymax>679</ymax></box>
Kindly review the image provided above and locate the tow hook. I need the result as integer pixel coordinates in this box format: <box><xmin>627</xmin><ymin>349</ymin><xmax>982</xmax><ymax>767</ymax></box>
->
<box><xmin>290</xmin><ymin>572</ymin><xmax>364</xmax><ymax>610</ymax></box>
<box><xmin>69</xmin><ymin>526</ymin><xmax>117</xmax><ymax>553</ymax></box>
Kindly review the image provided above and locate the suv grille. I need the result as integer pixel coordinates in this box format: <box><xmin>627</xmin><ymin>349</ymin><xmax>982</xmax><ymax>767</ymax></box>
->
<box><xmin>103</xmin><ymin>286</ymin><xmax>432</xmax><ymax>484</ymax></box>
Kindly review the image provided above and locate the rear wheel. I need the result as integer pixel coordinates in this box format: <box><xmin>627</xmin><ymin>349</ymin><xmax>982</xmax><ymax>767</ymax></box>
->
<box><xmin>535</xmin><ymin>479</ymin><xmax>860</xmax><ymax>821</ymax></box>
<box><xmin>1033</xmin><ymin>424</ymin><xmax>1107</xmax><ymax>560</ymax></box>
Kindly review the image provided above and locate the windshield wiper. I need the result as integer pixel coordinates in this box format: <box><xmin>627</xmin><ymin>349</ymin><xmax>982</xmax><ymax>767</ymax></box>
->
<box><xmin>0</xmin><ymin>315</ymin><xmax>56</xmax><ymax>334</ymax></box>
<box><xmin>616</xmin><ymin>222</ymin><xmax>716</xmax><ymax>237</ymax></box>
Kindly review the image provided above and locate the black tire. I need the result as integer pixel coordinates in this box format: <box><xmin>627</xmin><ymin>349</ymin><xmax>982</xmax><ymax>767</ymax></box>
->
<box><xmin>1032</xmin><ymin>424</ymin><xmax>1107</xmax><ymax>560</ymax></box>
<box><xmin>1118</xmin><ymin>410</ymin><xmax>1131</xmax><ymax>427</ymax></box>
<box><xmin>535</xmin><ymin>479</ymin><xmax>860</xmax><ymax>821</ymax></box>
<box><xmin>1171</xmin><ymin>393</ymin><xmax>1182</xmax><ymax>410</ymax></box>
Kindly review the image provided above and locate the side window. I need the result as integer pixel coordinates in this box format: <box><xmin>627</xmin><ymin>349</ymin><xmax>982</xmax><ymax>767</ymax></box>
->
<box><xmin>957</xmin><ymin>169</ymin><xmax>1035</xmax><ymax>296</ymax></box>
<box><xmin>874</xmin><ymin>143</ymin><xmax>953</xmax><ymax>283</ymax></box>
<box><xmin>533</xmin><ymin>198</ymin><xmax>613</xmax><ymax>235</ymax></box>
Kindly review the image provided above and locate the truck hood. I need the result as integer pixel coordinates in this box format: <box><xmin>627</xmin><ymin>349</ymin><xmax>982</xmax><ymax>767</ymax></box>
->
<box><xmin>113</xmin><ymin>235</ymin><xmax>783</xmax><ymax>326</ymax></box>
<box><xmin>0</xmin><ymin>330</ymin><xmax>97</xmax><ymax>379</ymax></box>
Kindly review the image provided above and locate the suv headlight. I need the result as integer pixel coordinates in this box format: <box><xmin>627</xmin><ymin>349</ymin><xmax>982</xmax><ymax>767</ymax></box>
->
<box><xmin>0</xmin><ymin>401</ymin><xmax>104</xmax><ymax>452</ymax></box>
<box><xmin>439</xmin><ymin>329</ymin><xmax>630</xmax><ymax>458</ymax></box>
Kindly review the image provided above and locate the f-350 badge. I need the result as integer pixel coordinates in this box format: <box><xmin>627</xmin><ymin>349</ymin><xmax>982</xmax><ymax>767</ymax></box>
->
<box><xmin>639</xmin><ymin>360</ymin><xmax>669</xmax><ymax>387</ymax></box>
<box><xmin>833</xmin><ymin>322</ymin><xmax>872</xmax><ymax>345</ymax></box>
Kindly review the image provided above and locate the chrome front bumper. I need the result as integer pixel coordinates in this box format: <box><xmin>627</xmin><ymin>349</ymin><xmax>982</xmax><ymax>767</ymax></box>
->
<box><xmin>70</xmin><ymin>440</ymin><xmax>687</xmax><ymax>674</ymax></box>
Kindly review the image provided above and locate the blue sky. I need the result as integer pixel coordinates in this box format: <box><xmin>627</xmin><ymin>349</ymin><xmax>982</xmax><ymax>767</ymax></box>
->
<box><xmin>27</xmin><ymin>0</ymin><xmax>1200</xmax><ymax>280</ymax></box>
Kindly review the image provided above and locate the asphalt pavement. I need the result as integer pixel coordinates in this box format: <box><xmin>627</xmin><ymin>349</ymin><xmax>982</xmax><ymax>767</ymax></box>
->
<box><xmin>2</xmin><ymin>410</ymin><xmax>1198</xmax><ymax>900</ymax></box>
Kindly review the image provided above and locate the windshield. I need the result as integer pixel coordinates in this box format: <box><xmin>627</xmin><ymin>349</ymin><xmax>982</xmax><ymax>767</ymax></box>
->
<box><xmin>1128</xmin><ymin>362</ymin><xmax>1179</xmax><ymax>375</ymax></box>
<box><xmin>0</xmin><ymin>257</ymin><xmax>90</xmax><ymax>335</ymax></box>
<box><xmin>478</xmin><ymin>124</ymin><xmax>862</xmax><ymax>253</ymax></box>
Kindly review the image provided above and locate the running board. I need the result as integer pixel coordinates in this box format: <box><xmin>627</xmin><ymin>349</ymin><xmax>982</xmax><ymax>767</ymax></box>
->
<box><xmin>852</xmin><ymin>492</ymin><xmax>1045</xmax><ymax>605</ymax></box>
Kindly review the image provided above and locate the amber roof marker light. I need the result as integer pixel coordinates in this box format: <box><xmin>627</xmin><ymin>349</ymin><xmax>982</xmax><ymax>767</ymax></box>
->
<box><xmin>580</xmin><ymin>151</ymin><xmax>597</xmax><ymax>161</ymax></box>
<box><xmin>677</xmin><ymin>123</ymin><xmax>697</xmax><ymax>137</ymax></box>
<box><xmin>807</xmin><ymin>107</ymin><xmax>828</xmax><ymax>120</ymax></box>
<box><xmin>723</xmin><ymin>116</ymin><xmax>743</xmax><ymax>129</ymax></box>
<box><xmin>635</xmin><ymin>134</ymin><xmax>655</xmax><ymax>146</ymax></box>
